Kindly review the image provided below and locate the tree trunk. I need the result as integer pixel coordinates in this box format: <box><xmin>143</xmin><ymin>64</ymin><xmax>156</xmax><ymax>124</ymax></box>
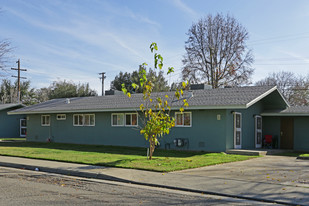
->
<box><xmin>148</xmin><ymin>137</ymin><xmax>156</xmax><ymax>160</ymax></box>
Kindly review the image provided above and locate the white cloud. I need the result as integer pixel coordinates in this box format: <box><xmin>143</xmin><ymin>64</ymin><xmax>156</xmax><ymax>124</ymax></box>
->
<box><xmin>171</xmin><ymin>0</ymin><xmax>199</xmax><ymax>19</ymax></box>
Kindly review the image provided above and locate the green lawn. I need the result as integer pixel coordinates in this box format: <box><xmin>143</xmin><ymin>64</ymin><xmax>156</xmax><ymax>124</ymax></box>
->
<box><xmin>273</xmin><ymin>152</ymin><xmax>309</xmax><ymax>157</ymax></box>
<box><xmin>0</xmin><ymin>141</ymin><xmax>257</xmax><ymax>172</ymax></box>
<box><xmin>0</xmin><ymin>138</ymin><xmax>26</xmax><ymax>141</ymax></box>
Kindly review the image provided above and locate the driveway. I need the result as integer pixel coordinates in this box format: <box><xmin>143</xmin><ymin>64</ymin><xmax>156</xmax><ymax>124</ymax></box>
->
<box><xmin>174</xmin><ymin>155</ymin><xmax>309</xmax><ymax>187</ymax></box>
<box><xmin>172</xmin><ymin>155</ymin><xmax>309</xmax><ymax>205</ymax></box>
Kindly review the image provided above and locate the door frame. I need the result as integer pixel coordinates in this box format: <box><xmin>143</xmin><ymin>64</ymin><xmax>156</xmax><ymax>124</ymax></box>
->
<box><xmin>20</xmin><ymin>118</ymin><xmax>27</xmax><ymax>137</ymax></box>
<box><xmin>255</xmin><ymin>115</ymin><xmax>262</xmax><ymax>148</ymax></box>
<box><xmin>234</xmin><ymin>112</ymin><xmax>242</xmax><ymax>149</ymax></box>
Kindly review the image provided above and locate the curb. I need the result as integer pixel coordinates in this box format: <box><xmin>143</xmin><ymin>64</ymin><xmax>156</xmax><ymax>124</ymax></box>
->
<box><xmin>0</xmin><ymin>161</ymin><xmax>303</xmax><ymax>206</ymax></box>
<box><xmin>297</xmin><ymin>156</ymin><xmax>309</xmax><ymax>160</ymax></box>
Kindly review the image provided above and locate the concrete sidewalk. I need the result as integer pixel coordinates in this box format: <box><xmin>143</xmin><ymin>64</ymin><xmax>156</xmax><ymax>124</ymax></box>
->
<box><xmin>0</xmin><ymin>155</ymin><xmax>308</xmax><ymax>205</ymax></box>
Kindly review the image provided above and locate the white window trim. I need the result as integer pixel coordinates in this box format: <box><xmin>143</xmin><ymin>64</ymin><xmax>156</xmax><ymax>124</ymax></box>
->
<box><xmin>73</xmin><ymin>114</ymin><xmax>95</xmax><ymax>126</ymax></box>
<box><xmin>41</xmin><ymin>115</ymin><xmax>50</xmax><ymax>126</ymax></box>
<box><xmin>57</xmin><ymin>114</ymin><xmax>66</xmax><ymax>120</ymax></box>
<box><xmin>84</xmin><ymin>114</ymin><xmax>95</xmax><ymax>127</ymax></box>
<box><xmin>73</xmin><ymin>114</ymin><xmax>83</xmax><ymax>126</ymax></box>
<box><xmin>175</xmin><ymin>112</ymin><xmax>192</xmax><ymax>127</ymax></box>
<box><xmin>125</xmin><ymin>113</ymin><xmax>138</xmax><ymax>127</ymax></box>
<box><xmin>111</xmin><ymin>113</ymin><xmax>124</xmax><ymax>127</ymax></box>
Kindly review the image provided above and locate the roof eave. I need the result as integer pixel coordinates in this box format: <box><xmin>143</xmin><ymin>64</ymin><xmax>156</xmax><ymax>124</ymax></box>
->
<box><xmin>8</xmin><ymin>104</ymin><xmax>247</xmax><ymax>115</ymax></box>
<box><xmin>0</xmin><ymin>103</ymin><xmax>24</xmax><ymax>111</ymax></box>
<box><xmin>261</xmin><ymin>113</ymin><xmax>309</xmax><ymax>117</ymax></box>
<box><xmin>246</xmin><ymin>86</ymin><xmax>289</xmax><ymax>108</ymax></box>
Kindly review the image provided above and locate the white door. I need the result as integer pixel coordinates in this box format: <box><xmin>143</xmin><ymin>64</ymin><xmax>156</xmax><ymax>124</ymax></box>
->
<box><xmin>255</xmin><ymin>115</ymin><xmax>262</xmax><ymax>148</ymax></box>
<box><xmin>234</xmin><ymin>112</ymin><xmax>242</xmax><ymax>149</ymax></box>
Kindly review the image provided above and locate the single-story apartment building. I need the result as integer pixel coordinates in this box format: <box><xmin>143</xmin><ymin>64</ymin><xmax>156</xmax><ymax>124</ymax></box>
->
<box><xmin>7</xmin><ymin>85</ymin><xmax>309</xmax><ymax>152</ymax></box>
<box><xmin>0</xmin><ymin>103</ymin><xmax>26</xmax><ymax>138</ymax></box>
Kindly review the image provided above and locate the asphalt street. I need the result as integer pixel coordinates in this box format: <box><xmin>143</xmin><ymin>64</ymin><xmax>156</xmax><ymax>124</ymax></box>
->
<box><xmin>0</xmin><ymin>167</ymin><xmax>276</xmax><ymax>206</ymax></box>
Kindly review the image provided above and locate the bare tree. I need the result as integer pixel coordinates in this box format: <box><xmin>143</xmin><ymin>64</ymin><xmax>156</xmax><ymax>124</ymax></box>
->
<box><xmin>255</xmin><ymin>71</ymin><xmax>309</xmax><ymax>106</ymax></box>
<box><xmin>182</xmin><ymin>13</ymin><xmax>254</xmax><ymax>88</ymax></box>
<box><xmin>0</xmin><ymin>40</ymin><xmax>12</xmax><ymax>73</ymax></box>
<box><xmin>0</xmin><ymin>9</ymin><xmax>13</xmax><ymax>75</ymax></box>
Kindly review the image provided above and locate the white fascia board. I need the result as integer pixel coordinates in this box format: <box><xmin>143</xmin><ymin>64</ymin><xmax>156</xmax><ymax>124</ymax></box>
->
<box><xmin>7</xmin><ymin>108</ymin><xmax>140</xmax><ymax>115</ymax></box>
<box><xmin>0</xmin><ymin>103</ymin><xmax>24</xmax><ymax>111</ymax></box>
<box><xmin>261</xmin><ymin>113</ymin><xmax>309</xmax><ymax>117</ymax></box>
<box><xmin>8</xmin><ymin>104</ymin><xmax>247</xmax><ymax>115</ymax></box>
<box><xmin>246</xmin><ymin>86</ymin><xmax>289</xmax><ymax>108</ymax></box>
<box><xmin>170</xmin><ymin>105</ymin><xmax>246</xmax><ymax>110</ymax></box>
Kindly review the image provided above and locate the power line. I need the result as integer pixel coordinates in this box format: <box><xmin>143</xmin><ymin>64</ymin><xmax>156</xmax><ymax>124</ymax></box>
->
<box><xmin>11</xmin><ymin>59</ymin><xmax>27</xmax><ymax>103</ymax></box>
<box><xmin>99</xmin><ymin>72</ymin><xmax>106</xmax><ymax>96</ymax></box>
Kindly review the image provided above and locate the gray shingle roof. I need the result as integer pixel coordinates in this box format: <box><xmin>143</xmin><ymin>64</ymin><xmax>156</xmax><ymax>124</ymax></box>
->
<box><xmin>9</xmin><ymin>86</ymin><xmax>279</xmax><ymax>114</ymax></box>
<box><xmin>0</xmin><ymin>103</ymin><xmax>24</xmax><ymax>111</ymax></box>
<box><xmin>262</xmin><ymin>106</ymin><xmax>309</xmax><ymax>116</ymax></box>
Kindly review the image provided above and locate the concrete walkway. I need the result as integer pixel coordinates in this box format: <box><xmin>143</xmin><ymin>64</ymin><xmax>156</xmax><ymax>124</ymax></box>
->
<box><xmin>0</xmin><ymin>155</ymin><xmax>308</xmax><ymax>205</ymax></box>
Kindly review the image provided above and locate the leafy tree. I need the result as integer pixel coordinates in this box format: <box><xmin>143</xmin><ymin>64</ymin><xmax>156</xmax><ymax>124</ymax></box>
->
<box><xmin>182</xmin><ymin>13</ymin><xmax>254</xmax><ymax>88</ymax></box>
<box><xmin>122</xmin><ymin>43</ymin><xmax>188</xmax><ymax>160</ymax></box>
<box><xmin>0</xmin><ymin>79</ymin><xmax>36</xmax><ymax>105</ymax></box>
<box><xmin>37</xmin><ymin>80</ymin><xmax>97</xmax><ymax>100</ymax></box>
<box><xmin>255</xmin><ymin>71</ymin><xmax>309</xmax><ymax>106</ymax></box>
<box><xmin>0</xmin><ymin>79</ymin><xmax>16</xmax><ymax>103</ymax></box>
<box><xmin>110</xmin><ymin>71</ymin><xmax>133</xmax><ymax>91</ymax></box>
<box><xmin>111</xmin><ymin>65</ymin><xmax>170</xmax><ymax>93</ymax></box>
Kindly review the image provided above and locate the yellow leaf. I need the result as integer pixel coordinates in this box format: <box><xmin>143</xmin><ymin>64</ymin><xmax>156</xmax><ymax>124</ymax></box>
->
<box><xmin>127</xmin><ymin>93</ymin><xmax>131</xmax><ymax>98</ymax></box>
<box><xmin>182</xmin><ymin>81</ymin><xmax>186</xmax><ymax>88</ymax></box>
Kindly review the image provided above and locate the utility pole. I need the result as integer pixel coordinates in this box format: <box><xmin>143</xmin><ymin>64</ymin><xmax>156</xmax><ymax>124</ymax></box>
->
<box><xmin>99</xmin><ymin>72</ymin><xmax>106</xmax><ymax>96</ymax></box>
<box><xmin>11</xmin><ymin>59</ymin><xmax>27</xmax><ymax>103</ymax></box>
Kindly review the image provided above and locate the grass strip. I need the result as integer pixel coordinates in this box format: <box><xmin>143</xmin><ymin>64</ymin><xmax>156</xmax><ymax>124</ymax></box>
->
<box><xmin>0</xmin><ymin>141</ymin><xmax>257</xmax><ymax>172</ymax></box>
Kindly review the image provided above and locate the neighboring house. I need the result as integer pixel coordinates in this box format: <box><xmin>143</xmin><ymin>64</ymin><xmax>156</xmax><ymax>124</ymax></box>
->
<box><xmin>7</xmin><ymin>85</ymin><xmax>309</xmax><ymax>152</ymax></box>
<box><xmin>0</xmin><ymin>103</ymin><xmax>26</xmax><ymax>138</ymax></box>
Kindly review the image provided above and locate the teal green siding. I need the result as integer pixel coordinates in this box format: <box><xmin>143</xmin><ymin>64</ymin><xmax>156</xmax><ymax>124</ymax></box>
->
<box><xmin>0</xmin><ymin>108</ymin><xmax>25</xmax><ymax>138</ymax></box>
<box><xmin>226</xmin><ymin>100</ymin><xmax>264</xmax><ymax>150</ymax></box>
<box><xmin>292</xmin><ymin>117</ymin><xmax>309</xmax><ymax>151</ymax></box>
<box><xmin>27</xmin><ymin>110</ymin><xmax>227</xmax><ymax>152</ymax></box>
<box><xmin>24</xmin><ymin>91</ymin><xmax>293</xmax><ymax>151</ymax></box>
<box><xmin>27</xmin><ymin>113</ymin><xmax>147</xmax><ymax>147</ymax></box>
<box><xmin>263</xmin><ymin>116</ymin><xmax>309</xmax><ymax>151</ymax></box>
<box><xmin>161</xmin><ymin>110</ymin><xmax>227</xmax><ymax>152</ymax></box>
<box><xmin>262</xmin><ymin>116</ymin><xmax>281</xmax><ymax>147</ymax></box>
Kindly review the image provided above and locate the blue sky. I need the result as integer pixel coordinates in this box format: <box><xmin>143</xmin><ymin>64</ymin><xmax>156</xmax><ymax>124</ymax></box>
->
<box><xmin>1</xmin><ymin>0</ymin><xmax>309</xmax><ymax>94</ymax></box>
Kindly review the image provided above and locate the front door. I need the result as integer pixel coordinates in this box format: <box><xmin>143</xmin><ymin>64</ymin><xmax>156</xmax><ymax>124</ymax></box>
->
<box><xmin>234</xmin><ymin>112</ymin><xmax>242</xmax><ymax>149</ymax></box>
<box><xmin>20</xmin><ymin>119</ymin><xmax>27</xmax><ymax>137</ymax></box>
<box><xmin>255</xmin><ymin>115</ymin><xmax>262</xmax><ymax>148</ymax></box>
<box><xmin>280</xmin><ymin>117</ymin><xmax>294</xmax><ymax>149</ymax></box>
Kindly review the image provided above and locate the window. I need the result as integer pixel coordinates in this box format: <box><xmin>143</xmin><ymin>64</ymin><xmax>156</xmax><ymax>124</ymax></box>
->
<box><xmin>84</xmin><ymin>114</ymin><xmax>95</xmax><ymax>126</ymax></box>
<box><xmin>125</xmin><ymin>113</ymin><xmax>138</xmax><ymax>126</ymax></box>
<box><xmin>41</xmin><ymin>115</ymin><xmax>50</xmax><ymax>126</ymax></box>
<box><xmin>175</xmin><ymin>112</ymin><xmax>191</xmax><ymax>127</ymax></box>
<box><xmin>57</xmin><ymin>114</ymin><xmax>66</xmax><ymax>120</ymax></box>
<box><xmin>73</xmin><ymin>114</ymin><xmax>95</xmax><ymax>126</ymax></box>
<box><xmin>112</xmin><ymin>113</ymin><xmax>124</xmax><ymax>126</ymax></box>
